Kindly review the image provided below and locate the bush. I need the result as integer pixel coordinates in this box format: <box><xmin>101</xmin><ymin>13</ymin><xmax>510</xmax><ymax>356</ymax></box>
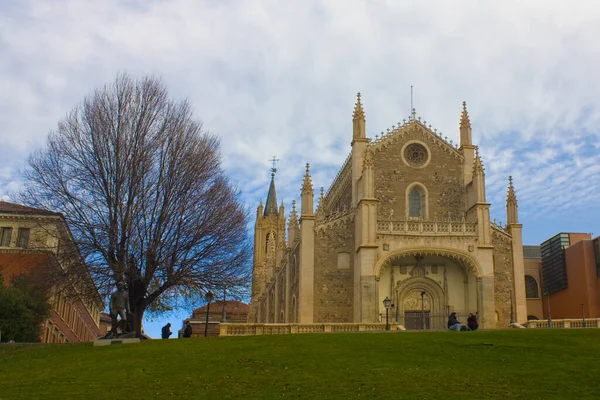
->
<box><xmin>0</xmin><ymin>274</ymin><xmax>50</xmax><ymax>342</ymax></box>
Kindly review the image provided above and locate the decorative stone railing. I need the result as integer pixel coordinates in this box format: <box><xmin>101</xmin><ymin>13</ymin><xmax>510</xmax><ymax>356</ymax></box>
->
<box><xmin>523</xmin><ymin>318</ymin><xmax>600</xmax><ymax>329</ymax></box>
<box><xmin>219</xmin><ymin>323</ymin><xmax>387</xmax><ymax>336</ymax></box>
<box><xmin>377</xmin><ymin>219</ymin><xmax>478</xmax><ymax>236</ymax></box>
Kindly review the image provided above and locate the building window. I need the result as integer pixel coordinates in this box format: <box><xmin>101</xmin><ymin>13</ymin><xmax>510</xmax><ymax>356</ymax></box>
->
<box><xmin>0</xmin><ymin>227</ymin><xmax>12</xmax><ymax>246</ymax></box>
<box><xmin>408</xmin><ymin>187</ymin><xmax>423</xmax><ymax>217</ymax></box>
<box><xmin>17</xmin><ymin>228</ymin><xmax>30</xmax><ymax>248</ymax></box>
<box><xmin>525</xmin><ymin>275</ymin><xmax>539</xmax><ymax>298</ymax></box>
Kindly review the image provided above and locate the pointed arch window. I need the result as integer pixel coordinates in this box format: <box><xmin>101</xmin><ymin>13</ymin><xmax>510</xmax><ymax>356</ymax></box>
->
<box><xmin>408</xmin><ymin>186</ymin><xmax>426</xmax><ymax>218</ymax></box>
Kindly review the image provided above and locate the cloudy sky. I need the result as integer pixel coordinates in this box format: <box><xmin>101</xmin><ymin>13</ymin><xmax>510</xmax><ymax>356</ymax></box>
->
<box><xmin>2</xmin><ymin>0</ymin><xmax>599</xmax><ymax>337</ymax></box>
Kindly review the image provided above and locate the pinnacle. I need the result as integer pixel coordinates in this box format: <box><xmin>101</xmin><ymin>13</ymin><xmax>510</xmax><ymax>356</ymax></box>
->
<box><xmin>353</xmin><ymin>92</ymin><xmax>365</xmax><ymax>121</ymax></box>
<box><xmin>460</xmin><ymin>101</ymin><xmax>471</xmax><ymax>129</ymax></box>
<box><xmin>507</xmin><ymin>176</ymin><xmax>517</xmax><ymax>202</ymax></box>
<box><xmin>473</xmin><ymin>146</ymin><xmax>484</xmax><ymax>175</ymax></box>
<box><xmin>301</xmin><ymin>163</ymin><xmax>313</xmax><ymax>194</ymax></box>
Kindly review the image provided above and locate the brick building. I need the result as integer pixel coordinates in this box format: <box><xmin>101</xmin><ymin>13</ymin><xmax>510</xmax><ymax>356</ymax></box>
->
<box><xmin>181</xmin><ymin>300</ymin><xmax>250</xmax><ymax>337</ymax></box>
<box><xmin>0</xmin><ymin>201</ymin><xmax>103</xmax><ymax>343</ymax></box>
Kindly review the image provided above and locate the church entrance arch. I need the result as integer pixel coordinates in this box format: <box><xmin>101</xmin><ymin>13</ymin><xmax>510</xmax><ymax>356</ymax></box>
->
<box><xmin>395</xmin><ymin>276</ymin><xmax>445</xmax><ymax>330</ymax></box>
<box><xmin>376</xmin><ymin>249</ymin><xmax>480</xmax><ymax>330</ymax></box>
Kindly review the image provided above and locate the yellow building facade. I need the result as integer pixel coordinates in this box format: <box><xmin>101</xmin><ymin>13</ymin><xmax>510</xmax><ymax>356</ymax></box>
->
<box><xmin>0</xmin><ymin>201</ymin><xmax>103</xmax><ymax>342</ymax></box>
<box><xmin>250</xmin><ymin>96</ymin><xmax>526</xmax><ymax>329</ymax></box>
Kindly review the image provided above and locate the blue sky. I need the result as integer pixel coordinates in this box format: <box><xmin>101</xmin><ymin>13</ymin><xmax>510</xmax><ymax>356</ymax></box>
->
<box><xmin>1</xmin><ymin>0</ymin><xmax>599</xmax><ymax>338</ymax></box>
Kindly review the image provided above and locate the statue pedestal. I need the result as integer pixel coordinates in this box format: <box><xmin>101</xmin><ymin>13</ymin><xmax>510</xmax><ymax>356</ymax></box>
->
<box><xmin>93</xmin><ymin>338</ymin><xmax>140</xmax><ymax>347</ymax></box>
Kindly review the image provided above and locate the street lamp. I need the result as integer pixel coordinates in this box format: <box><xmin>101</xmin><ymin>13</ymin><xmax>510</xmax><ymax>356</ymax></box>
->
<box><xmin>204</xmin><ymin>291</ymin><xmax>214</xmax><ymax>337</ymax></box>
<box><xmin>544</xmin><ymin>291</ymin><xmax>552</xmax><ymax>328</ymax></box>
<box><xmin>383</xmin><ymin>296</ymin><xmax>392</xmax><ymax>331</ymax></box>
<box><xmin>420</xmin><ymin>291</ymin><xmax>426</xmax><ymax>330</ymax></box>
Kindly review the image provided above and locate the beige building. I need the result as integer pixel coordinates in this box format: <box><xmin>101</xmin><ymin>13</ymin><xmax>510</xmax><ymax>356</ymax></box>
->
<box><xmin>250</xmin><ymin>96</ymin><xmax>528</xmax><ymax>329</ymax></box>
<box><xmin>0</xmin><ymin>201</ymin><xmax>103</xmax><ymax>342</ymax></box>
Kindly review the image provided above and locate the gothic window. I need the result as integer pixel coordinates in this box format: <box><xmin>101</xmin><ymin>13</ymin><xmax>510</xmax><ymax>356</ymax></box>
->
<box><xmin>409</xmin><ymin>187</ymin><xmax>424</xmax><ymax>217</ymax></box>
<box><xmin>404</xmin><ymin>143</ymin><xmax>429</xmax><ymax>167</ymax></box>
<box><xmin>525</xmin><ymin>275</ymin><xmax>539</xmax><ymax>298</ymax></box>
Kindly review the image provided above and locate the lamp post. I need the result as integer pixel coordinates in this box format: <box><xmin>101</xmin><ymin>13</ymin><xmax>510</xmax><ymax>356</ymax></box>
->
<box><xmin>420</xmin><ymin>291</ymin><xmax>426</xmax><ymax>330</ymax></box>
<box><xmin>545</xmin><ymin>291</ymin><xmax>552</xmax><ymax>328</ymax></box>
<box><xmin>582</xmin><ymin>303</ymin><xmax>585</xmax><ymax>328</ymax></box>
<box><xmin>383</xmin><ymin>296</ymin><xmax>392</xmax><ymax>331</ymax></box>
<box><xmin>221</xmin><ymin>286</ymin><xmax>227</xmax><ymax>323</ymax></box>
<box><xmin>204</xmin><ymin>291</ymin><xmax>213</xmax><ymax>337</ymax></box>
<box><xmin>509</xmin><ymin>289</ymin><xmax>516</xmax><ymax>324</ymax></box>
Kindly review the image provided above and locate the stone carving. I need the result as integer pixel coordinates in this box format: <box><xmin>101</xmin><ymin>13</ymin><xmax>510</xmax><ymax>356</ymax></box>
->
<box><xmin>404</xmin><ymin>291</ymin><xmax>431</xmax><ymax>311</ymax></box>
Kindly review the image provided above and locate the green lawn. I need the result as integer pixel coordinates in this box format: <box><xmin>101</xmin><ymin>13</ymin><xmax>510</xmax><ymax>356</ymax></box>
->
<box><xmin>0</xmin><ymin>329</ymin><xmax>598</xmax><ymax>399</ymax></box>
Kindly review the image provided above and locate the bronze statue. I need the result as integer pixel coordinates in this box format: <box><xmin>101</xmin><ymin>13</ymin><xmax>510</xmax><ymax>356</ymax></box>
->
<box><xmin>109</xmin><ymin>281</ymin><xmax>131</xmax><ymax>336</ymax></box>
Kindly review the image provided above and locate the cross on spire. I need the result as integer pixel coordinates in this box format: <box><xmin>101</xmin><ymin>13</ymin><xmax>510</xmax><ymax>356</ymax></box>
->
<box><xmin>269</xmin><ymin>156</ymin><xmax>280</xmax><ymax>174</ymax></box>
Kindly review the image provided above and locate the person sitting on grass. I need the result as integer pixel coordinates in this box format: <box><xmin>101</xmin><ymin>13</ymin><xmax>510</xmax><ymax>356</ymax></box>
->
<box><xmin>161</xmin><ymin>323</ymin><xmax>172</xmax><ymax>339</ymax></box>
<box><xmin>467</xmin><ymin>313</ymin><xmax>479</xmax><ymax>331</ymax></box>
<box><xmin>183</xmin><ymin>321</ymin><xmax>193</xmax><ymax>338</ymax></box>
<box><xmin>447</xmin><ymin>312</ymin><xmax>462</xmax><ymax>331</ymax></box>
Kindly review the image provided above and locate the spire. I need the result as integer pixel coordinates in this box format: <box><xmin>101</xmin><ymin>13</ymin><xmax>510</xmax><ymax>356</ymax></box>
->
<box><xmin>460</xmin><ymin>101</ymin><xmax>473</xmax><ymax>147</ymax></box>
<box><xmin>352</xmin><ymin>92</ymin><xmax>366</xmax><ymax>142</ymax></box>
<box><xmin>264</xmin><ymin>156</ymin><xmax>280</xmax><ymax>217</ymax></box>
<box><xmin>353</xmin><ymin>92</ymin><xmax>365</xmax><ymax>121</ymax></box>
<box><xmin>506</xmin><ymin>176</ymin><xmax>519</xmax><ymax>224</ymax></box>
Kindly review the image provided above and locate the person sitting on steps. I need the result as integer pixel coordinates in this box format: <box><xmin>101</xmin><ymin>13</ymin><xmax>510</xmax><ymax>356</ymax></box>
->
<box><xmin>447</xmin><ymin>312</ymin><xmax>463</xmax><ymax>331</ymax></box>
<box><xmin>467</xmin><ymin>313</ymin><xmax>479</xmax><ymax>331</ymax></box>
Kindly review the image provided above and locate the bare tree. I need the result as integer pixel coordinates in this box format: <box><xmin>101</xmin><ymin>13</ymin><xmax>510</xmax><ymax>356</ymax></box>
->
<box><xmin>20</xmin><ymin>73</ymin><xmax>251</xmax><ymax>336</ymax></box>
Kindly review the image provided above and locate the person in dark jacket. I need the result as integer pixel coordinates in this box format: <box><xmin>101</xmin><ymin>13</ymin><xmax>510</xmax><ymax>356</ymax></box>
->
<box><xmin>183</xmin><ymin>321</ymin><xmax>193</xmax><ymax>338</ymax></box>
<box><xmin>467</xmin><ymin>313</ymin><xmax>479</xmax><ymax>331</ymax></box>
<box><xmin>161</xmin><ymin>323</ymin><xmax>172</xmax><ymax>339</ymax></box>
<box><xmin>447</xmin><ymin>312</ymin><xmax>462</xmax><ymax>331</ymax></box>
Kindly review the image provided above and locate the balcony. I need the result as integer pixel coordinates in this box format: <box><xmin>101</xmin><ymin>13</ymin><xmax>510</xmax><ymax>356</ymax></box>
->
<box><xmin>377</xmin><ymin>219</ymin><xmax>478</xmax><ymax>236</ymax></box>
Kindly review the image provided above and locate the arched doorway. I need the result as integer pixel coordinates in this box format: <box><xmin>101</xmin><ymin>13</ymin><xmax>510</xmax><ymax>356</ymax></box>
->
<box><xmin>377</xmin><ymin>251</ymin><xmax>480</xmax><ymax>330</ymax></box>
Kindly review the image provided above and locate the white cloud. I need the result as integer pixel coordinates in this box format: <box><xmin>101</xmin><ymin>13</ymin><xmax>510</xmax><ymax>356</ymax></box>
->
<box><xmin>1</xmin><ymin>0</ymin><xmax>599</xmax><ymax>251</ymax></box>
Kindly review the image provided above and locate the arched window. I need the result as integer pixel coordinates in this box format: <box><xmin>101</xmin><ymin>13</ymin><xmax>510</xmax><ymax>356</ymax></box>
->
<box><xmin>525</xmin><ymin>275</ymin><xmax>539</xmax><ymax>298</ymax></box>
<box><xmin>409</xmin><ymin>187</ymin><xmax>423</xmax><ymax>217</ymax></box>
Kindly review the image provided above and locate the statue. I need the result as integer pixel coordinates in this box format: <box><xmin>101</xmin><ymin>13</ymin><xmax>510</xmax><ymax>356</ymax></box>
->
<box><xmin>102</xmin><ymin>281</ymin><xmax>134</xmax><ymax>339</ymax></box>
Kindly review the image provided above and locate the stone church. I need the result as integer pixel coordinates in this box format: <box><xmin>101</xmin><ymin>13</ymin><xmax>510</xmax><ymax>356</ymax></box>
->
<box><xmin>249</xmin><ymin>94</ymin><xmax>526</xmax><ymax>330</ymax></box>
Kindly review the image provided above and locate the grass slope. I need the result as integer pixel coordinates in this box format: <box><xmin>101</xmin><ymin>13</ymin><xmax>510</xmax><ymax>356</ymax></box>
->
<box><xmin>0</xmin><ymin>330</ymin><xmax>598</xmax><ymax>399</ymax></box>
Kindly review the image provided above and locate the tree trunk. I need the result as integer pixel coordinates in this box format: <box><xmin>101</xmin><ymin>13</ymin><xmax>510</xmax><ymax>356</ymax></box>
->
<box><xmin>130</xmin><ymin>302</ymin><xmax>145</xmax><ymax>338</ymax></box>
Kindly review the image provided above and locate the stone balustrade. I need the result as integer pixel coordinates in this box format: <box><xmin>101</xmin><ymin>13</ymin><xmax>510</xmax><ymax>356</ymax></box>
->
<box><xmin>523</xmin><ymin>318</ymin><xmax>600</xmax><ymax>329</ymax></box>
<box><xmin>219</xmin><ymin>323</ymin><xmax>388</xmax><ymax>336</ymax></box>
<box><xmin>377</xmin><ymin>219</ymin><xmax>478</xmax><ymax>236</ymax></box>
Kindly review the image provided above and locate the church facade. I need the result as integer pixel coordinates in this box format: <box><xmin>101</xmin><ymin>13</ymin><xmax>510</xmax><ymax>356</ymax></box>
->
<box><xmin>249</xmin><ymin>95</ymin><xmax>526</xmax><ymax>329</ymax></box>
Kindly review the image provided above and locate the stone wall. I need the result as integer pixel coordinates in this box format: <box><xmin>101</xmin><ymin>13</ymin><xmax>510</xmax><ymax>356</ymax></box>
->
<box><xmin>492</xmin><ymin>228</ymin><xmax>514</xmax><ymax>327</ymax></box>
<box><xmin>314</xmin><ymin>218</ymin><xmax>354</xmax><ymax>322</ymax></box>
<box><xmin>373</xmin><ymin>126</ymin><xmax>464</xmax><ymax>220</ymax></box>
<box><xmin>288</xmin><ymin>245</ymin><xmax>300</xmax><ymax>321</ymax></box>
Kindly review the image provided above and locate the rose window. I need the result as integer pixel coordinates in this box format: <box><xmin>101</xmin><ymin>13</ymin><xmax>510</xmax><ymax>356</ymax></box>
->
<box><xmin>404</xmin><ymin>143</ymin><xmax>428</xmax><ymax>167</ymax></box>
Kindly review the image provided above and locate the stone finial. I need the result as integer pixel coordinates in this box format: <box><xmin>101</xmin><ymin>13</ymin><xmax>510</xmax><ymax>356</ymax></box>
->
<box><xmin>289</xmin><ymin>200</ymin><xmax>298</xmax><ymax>223</ymax></box>
<box><xmin>460</xmin><ymin>101</ymin><xmax>471</xmax><ymax>129</ymax></box>
<box><xmin>353</xmin><ymin>92</ymin><xmax>365</xmax><ymax>121</ymax></box>
<box><xmin>507</xmin><ymin>176</ymin><xmax>517</xmax><ymax>203</ymax></box>
<box><xmin>301</xmin><ymin>163</ymin><xmax>313</xmax><ymax>195</ymax></box>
